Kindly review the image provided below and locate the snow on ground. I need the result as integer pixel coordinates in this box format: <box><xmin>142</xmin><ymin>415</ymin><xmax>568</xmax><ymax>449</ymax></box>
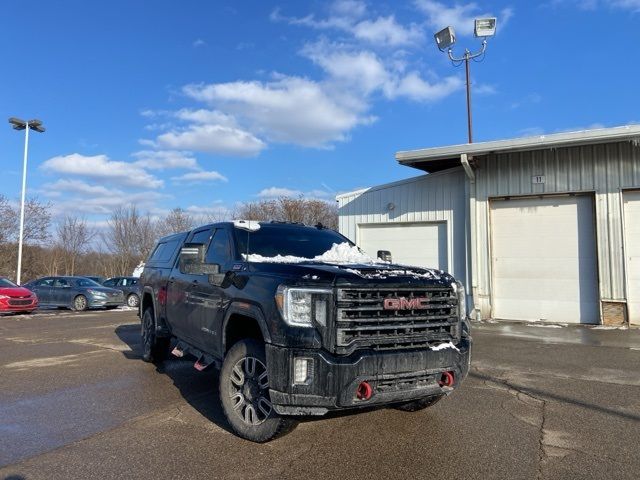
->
<box><xmin>590</xmin><ymin>325</ymin><xmax>628</xmax><ymax>330</ymax></box>
<box><xmin>526</xmin><ymin>323</ymin><xmax>567</xmax><ymax>328</ymax></box>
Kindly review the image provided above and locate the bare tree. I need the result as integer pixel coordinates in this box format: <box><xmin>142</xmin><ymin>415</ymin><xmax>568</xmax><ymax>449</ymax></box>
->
<box><xmin>0</xmin><ymin>196</ymin><xmax>51</xmax><ymax>245</ymax></box>
<box><xmin>55</xmin><ymin>215</ymin><xmax>96</xmax><ymax>275</ymax></box>
<box><xmin>102</xmin><ymin>206</ymin><xmax>156</xmax><ymax>276</ymax></box>
<box><xmin>156</xmin><ymin>208</ymin><xmax>194</xmax><ymax>237</ymax></box>
<box><xmin>236</xmin><ymin>197</ymin><xmax>338</xmax><ymax>229</ymax></box>
<box><xmin>0</xmin><ymin>195</ymin><xmax>16</xmax><ymax>244</ymax></box>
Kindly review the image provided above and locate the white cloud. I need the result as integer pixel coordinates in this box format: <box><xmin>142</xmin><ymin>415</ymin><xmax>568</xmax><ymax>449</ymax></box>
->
<box><xmin>132</xmin><ymin>150</ymin><xmax>199</xmax><ymax>170</ymax></box>
<box><xmin>352</xmin><ymin>16</ymin><xmax>424</xmax><ymax>46</ymax></box>
<box><xmin>184</xmin><ymin>77</ymin><xmax>372</xmax><ymax>147</ymax></box>
<box><xmin>41</xmin><ymin>153</ymin><xmax>163</xmax><ymax>189</ymax></box>
<box><xmin>272</xmin><ymin>1</ymin><xmax>423</xmax><ymax>47</ymax></box>
<box><xmin>257</xmin><ymin>187</ymin><xmax>304</xmax><ymax>198</ymax></box>
<box><xmin>193</xmin><ymin>39</ymin><xmax>206</xmax><ymax>47</ymax></box>
<box><xmin>156</xmin><ymin>124</ymin><xmax>265</xmax><ymax>156</ymax></box>
<box><xmin>44</xmin><ymin>179</ymin><xmax>119</xmax><ymax>197</ymax></box>
<box><xmin>414</xmin><ymin>1</ymin><xmax>513</xmax><ymax>36</ymax></box>
<box><xmin>256</xmin><ymin>186</ymin><xmax>334</xmax><ymax>199</ymax></box>
<box><xmin>174</xmin><ymin>108</ymin><xmax>237</xmax><ymax>126</ymax></box>
<box><xmin>393</xmin><ymin>72</ymin><xmax>463</xmax><ymax>101</ymax></box>
<box><xmin>171</xmin><ymin>170</ymin><xmax>228</xmax><ymax>183</ymax></box>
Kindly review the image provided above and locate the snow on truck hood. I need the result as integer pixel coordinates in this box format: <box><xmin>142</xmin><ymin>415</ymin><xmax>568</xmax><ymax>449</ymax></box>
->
<box><xmin>242</xmin><ymin>243</ymin><xmax>448</xmax><ymax>281</ymax></box>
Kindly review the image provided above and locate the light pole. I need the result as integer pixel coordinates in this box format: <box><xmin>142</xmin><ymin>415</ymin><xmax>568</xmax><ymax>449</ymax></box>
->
<box><xmin>8</xmin><ymin>117</ymin><xmax>45</xmax><ymax>285</ymax></box>
<box><xmin>434</xmin><ymin>18</ymin><xmax>497</xmax><ymax>143</ymax></box>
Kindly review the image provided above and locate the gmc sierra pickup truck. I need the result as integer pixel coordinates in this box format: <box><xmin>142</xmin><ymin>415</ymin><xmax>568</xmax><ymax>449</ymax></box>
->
<box><xmin>139</xmin><ymin>220</ymin><xmax>471</xmax><ymax>442</ymax></box>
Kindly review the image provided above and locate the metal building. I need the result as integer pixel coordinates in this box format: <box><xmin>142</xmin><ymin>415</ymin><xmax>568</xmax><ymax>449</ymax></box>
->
<box><xmin>337</xmin><ymin>125</ymin><xmax>640</xmax><ymax>326</ymax></box>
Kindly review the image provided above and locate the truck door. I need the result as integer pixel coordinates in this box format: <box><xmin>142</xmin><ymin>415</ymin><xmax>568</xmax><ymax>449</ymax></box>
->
<box><xmin>198</xmin><ymin>228</ymin><xmax>234</xmax><ymax>356</ymax></box>
<box><xmin>166</xmin><ymin>227</ymin><xmax>214</xmax><ymax>348</ymax></box>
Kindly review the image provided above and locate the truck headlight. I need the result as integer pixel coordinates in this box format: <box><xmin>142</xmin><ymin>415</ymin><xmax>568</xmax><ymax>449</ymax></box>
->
<box><xmin>275</xmin><ymin>286</ymin><xmax>332</xmax><ymax>328</ymax></box>
<box><xmin>454</xmin><ymin>281</ymin><xmax>466</xmax><ymax>321</ymax></box>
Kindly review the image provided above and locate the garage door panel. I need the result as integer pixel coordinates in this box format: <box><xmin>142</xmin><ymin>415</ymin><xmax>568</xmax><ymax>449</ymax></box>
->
<box><xmin>358</xmin><ymin>222</ymin><xmax>447</xmax><ymax>271</ymax></box>
<box><xmin>624</xmin><ymin>191</ymin><xmax>640</xmax><ymax>325</ymax></box>
<box><xmin>491</xmin><ymin>196</ymin><xmax>599</xmax><ymax>324</ymax></box>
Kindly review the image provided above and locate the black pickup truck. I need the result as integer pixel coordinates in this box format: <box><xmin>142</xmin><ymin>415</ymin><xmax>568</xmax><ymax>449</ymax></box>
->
<box><xmin>139</xmin><ymin>221</ymin><xmax>471</xmax><ymax>442</ymax></box>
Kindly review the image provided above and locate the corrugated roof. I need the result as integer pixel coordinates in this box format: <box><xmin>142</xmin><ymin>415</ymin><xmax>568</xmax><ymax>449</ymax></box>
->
<box><xmin>396</xmin><ymin>124</ymin><xmax>640</xmax><ymax>172</ymax></box>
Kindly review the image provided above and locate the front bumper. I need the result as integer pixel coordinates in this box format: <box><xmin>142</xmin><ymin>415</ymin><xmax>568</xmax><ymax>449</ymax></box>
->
<box><xmin>0</xmin><ymin>300</ymin><xmax>38</xmax><ymax>312</ymax></box>
<box><xmin>88</xmin><ymin>297</ymin><xmax>124</xmax><ymax>308</ymax></box>
<box><xmin>266</xmin><ymin>337</ymin><xmax>471</xmax><ymax>416</ymax></box>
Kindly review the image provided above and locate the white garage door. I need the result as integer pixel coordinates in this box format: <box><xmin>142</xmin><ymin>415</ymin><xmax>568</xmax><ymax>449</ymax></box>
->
<box><xmin>358</xmin><ymin>222</ymin><xmax>447</xmax><ymax>270</ymax></box>
<box><xmin>491</xmin><ymin>195</ymin><xmax>599</xmax><ymax>324</ymax></box>
<box><xmin>624</xmin><ymin>191</ymin><xmax>640</xmax><ymax>325</ymax></box>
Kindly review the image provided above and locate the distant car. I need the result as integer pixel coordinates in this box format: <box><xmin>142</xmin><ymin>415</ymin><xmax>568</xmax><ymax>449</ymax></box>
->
<box><xmin>102</xmin><ymin>276</ymin><xmax>141</xmax><ymax>307</ymax></box>
<box><xmin>0</xmin><ymin>277</ymin><xmax>38</xmax><ymax>314</ymax></box>
<box><xmin>22</xmin><ymin>276</ymin><xmax>124</xmax><ymax>311</ymax></box>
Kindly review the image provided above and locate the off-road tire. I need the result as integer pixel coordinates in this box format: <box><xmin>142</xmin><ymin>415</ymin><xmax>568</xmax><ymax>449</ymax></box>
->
<box><xmin>73</xmin><ymin>295</ymin><xmax>88</xmax><ymax>311</ymax></box>
<box><xmin>127</xmin><ymin>294</ymin><xmax>140</xmax><ymax>308</ymax></box>
<box><xmin>141</xmin><ymin>308</ymin><xmax>170</xmax><ymax>364</ymax></box>
<box><xmin>219</xmin><ymin>339</ymin><xmax>297</xmax><ymax>442</ymax></box>
<box><xmin>393</xmin><ymin>395</ymin><xmax>443</xmax><ymax>412</ymax></box>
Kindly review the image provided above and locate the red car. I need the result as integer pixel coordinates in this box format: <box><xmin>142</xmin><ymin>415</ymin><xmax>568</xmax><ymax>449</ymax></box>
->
<box><xmin>0</xmin><ymin>277</ymin><xmax>38</xmax><ymax>314</ymax></box>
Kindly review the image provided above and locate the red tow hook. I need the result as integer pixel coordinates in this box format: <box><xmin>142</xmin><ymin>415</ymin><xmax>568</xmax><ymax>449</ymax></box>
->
<box><xmin>438</xmin><ymin>371</ymin><xmax>455</xmax><ymax>387</ymax></box>
<box><xmin>356</xmin><ymin>381</ymin><xmax>373</xmax><ymax>401</ymax></box>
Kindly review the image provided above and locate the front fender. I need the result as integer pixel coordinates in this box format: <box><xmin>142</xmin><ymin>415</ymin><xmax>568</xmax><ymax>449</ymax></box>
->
<box><xmin>221</xmin><ymin>302</ymin><xmax>272</xmax><ymax>351</ymax></box>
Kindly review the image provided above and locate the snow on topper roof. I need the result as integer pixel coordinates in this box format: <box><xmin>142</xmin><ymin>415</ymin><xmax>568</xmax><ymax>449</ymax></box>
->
<box><xmin>243</xmin><ymin>242</ymin><xmax>376</xmax><ymax>264</ymax></box>
<box><xmin>233</xmin><ymin>220</ymin><xmax>261</xmax><ymax>232</ymax></box>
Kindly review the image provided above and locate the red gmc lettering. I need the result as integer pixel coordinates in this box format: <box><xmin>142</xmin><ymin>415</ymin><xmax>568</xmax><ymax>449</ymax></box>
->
<box><xmin>383</xmin><ymin>297</ymin><xmax>429</xmax><ymax>310</ymax></box>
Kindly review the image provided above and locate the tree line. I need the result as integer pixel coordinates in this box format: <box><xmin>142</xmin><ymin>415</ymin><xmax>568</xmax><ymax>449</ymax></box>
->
<box><xmin>0</xmin><ymin>194</ymin><xmax>338</xmax><ymax>283</ymax></box>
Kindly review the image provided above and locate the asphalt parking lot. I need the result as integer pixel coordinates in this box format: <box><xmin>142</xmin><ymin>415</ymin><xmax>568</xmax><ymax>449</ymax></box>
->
<box><xmin>1</xmin><ymin>310</ymin><xmax>639</xmax><ymax>480</ymax></box>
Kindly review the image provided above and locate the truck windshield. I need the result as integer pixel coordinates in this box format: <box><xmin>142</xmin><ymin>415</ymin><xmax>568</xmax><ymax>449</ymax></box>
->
<box><xmin>234</xmin><ymin>224</ymin><xmax>353</xmax><ymax>259</ymax></box>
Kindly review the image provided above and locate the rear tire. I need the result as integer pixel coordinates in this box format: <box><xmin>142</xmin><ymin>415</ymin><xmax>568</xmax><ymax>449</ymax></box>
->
<box><xmin>219</xmin><ymin>339</ymin><xmax>296</xmax><ymax>442</ymax></box>
<box><xmin>393</xmin><ymin>395</ymin><xmax>443</xmax><ymax>412</ymax></box>
<box><xmin>73</xmin><ymin>295</ymin><xmax>88</xmax><ymax>311</ymax></box>
<box><xmin>141</xmin><ymin>308</ymin><xmax>170</xmax><ymax>364</ymax></box>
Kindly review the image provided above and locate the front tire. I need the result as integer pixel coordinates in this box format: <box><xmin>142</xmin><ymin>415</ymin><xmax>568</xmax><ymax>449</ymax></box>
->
<box><xmin>141</xmin><ymin>308</ymin><xmax>170</xmax><ymax>363</ymax></box>
<box><xmin>73</xmin><ymin>295</ymin><xmax>88</xmax><ymax>311</ymax></box>
<box><xmin>393</xmin><ymin>395</ymin><xmax>443</xmax><ymax>412</ymax></box>
<box><xmin>219</xmin><ymin>339</ymin><xmax>296</xmax><ymax>442</ymax></box>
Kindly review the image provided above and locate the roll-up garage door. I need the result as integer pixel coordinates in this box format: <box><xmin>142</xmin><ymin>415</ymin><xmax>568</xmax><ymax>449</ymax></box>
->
<box><xmin>358</xmin><ymin>222</ymin><xmax>448</xmax><ymax>270</ymax></box>
<box><xmin>491</xmin><ymin>195</ymin><xmax>599</xmax><ymax>324</ymax></box>
<box><xmin>624</xmin><ymin>191</ymin><xmax>640</xmax><ymax>325</ymax></box>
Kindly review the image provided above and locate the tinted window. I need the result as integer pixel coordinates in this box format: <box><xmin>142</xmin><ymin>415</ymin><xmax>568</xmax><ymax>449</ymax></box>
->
<box><xmin>121</xmin><ymin>278</ymin><xmax>137</xmax><ymax>286</ymax></box>
<box><xmin>206</xmin><ymin>229</ymin><xmax>232</xmax><ymax>265</ymax></box>
<box><xmin>36</xmin><ymin>278</ymin><xmax>55</xmax><ymax>287</ymax></box>
<box><xmin>75</xmin><ymin>278</ymin><xmax>102</xmax><ymax>287</ymax></box>
<box><xmin>148</xmin><ymin>238</ymin><xmax>181</xmax><ymax>263</ymax></box>
<box><xmin>53</xmin><ymin>278</ymin><xmax>70</xmax><ymax>288</ymax></box>
<box><xmin>0</xmin><ymin>278</ymin><xmax>17</xmax><ymax>287</ymax></box>
<box><xmin>234</xmin><ymin>225</ymin><xmax>353</xmax><ymax>259</ymax></box>
<box><xmin>190</xmin><ymin>228</ymin><xmax>213</xmax><ymax>245</ymax></box>
<box><xmin>103</xmin><ymin>279</ymin><xmax>117</xmax><ymax>287</ymax></box>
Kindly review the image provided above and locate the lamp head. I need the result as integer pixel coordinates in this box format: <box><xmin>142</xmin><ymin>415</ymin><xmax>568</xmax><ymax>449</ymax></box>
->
<box><xmin>434</xmin><ymin>26</ymin><xmax>456</xmax><ymax>51</ymax></box>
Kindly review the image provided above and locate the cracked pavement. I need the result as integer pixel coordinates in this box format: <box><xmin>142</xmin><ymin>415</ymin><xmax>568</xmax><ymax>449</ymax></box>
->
<box><xmin>1</xmin><ymin>311</ymin><xmax>639</xmax><ymax>479</ymax></box>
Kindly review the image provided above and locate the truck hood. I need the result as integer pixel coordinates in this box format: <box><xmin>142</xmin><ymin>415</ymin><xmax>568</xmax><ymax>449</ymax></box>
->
<box><xmin>246</xmin><ymin>261</ymin><xmax>456</xmax><ymax>288</ymax></box>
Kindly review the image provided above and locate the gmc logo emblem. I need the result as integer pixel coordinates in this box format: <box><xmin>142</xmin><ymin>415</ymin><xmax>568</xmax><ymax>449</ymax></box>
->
<box><xmin>383</xmin><ymin>297</ymin><xmax>430</xmax><ymax>310</ymax></box>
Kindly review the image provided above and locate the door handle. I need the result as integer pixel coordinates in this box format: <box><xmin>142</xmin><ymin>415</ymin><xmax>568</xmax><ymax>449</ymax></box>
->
<box><xmin>192</xmin><ymin>279</ymin><xmax>199</xmax><ymax>285</ymax></box>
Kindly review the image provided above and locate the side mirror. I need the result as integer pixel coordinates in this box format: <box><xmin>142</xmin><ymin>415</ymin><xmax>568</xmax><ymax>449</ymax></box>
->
<box><xmin>377</xmin><ymin>250</ymin><xmax>392</xmax><ymax>263</ymax></box>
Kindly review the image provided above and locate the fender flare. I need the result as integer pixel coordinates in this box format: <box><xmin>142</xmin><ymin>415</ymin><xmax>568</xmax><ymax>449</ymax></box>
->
<box><xmin>221</xmin><ymin>302</ymin><xmax>271</xmax><ymax>352</ymax></box>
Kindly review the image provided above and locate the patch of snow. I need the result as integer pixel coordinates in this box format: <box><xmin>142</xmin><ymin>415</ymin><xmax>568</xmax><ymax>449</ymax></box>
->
<box><xmin>234</xmin><ymin>220</ymin><xmax>261</xmax><ymax>231</ymax></box>
<box><xmin>590</xmin><ymin>325</ymin><xmax>628</xmax><ymax>330</ymax></box>
<box><xmin>430</xmin><ymin>341</ymin><xmax>460</xmax><ymax>352</ymax></box>
<box><xmin>132</xmin><ymin>262</ymin><xmax>145</xmax><ymax>278</ymax></box>
<box><xmin>525</xmin><ymin>323</ymin><xmax>566</xmax><ymax>328</ymax></box>
<box><xmin>244</xmin><ymin>242</ymin><xmax>375</xmax><ymax>265</ymax></box>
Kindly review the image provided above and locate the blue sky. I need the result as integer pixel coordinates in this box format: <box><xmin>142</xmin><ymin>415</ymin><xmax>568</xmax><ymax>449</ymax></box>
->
<box><xmin>1</xmin><ymin>0</ymin><xmax>639</xmax><ymax>226</ymax></box>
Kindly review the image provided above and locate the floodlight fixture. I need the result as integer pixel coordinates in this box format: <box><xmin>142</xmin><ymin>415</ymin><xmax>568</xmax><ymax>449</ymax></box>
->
<box><xmin>9</xmin><ymin>117</ymin><xmax>27</xmax><ymax>130</ymax></box>
<box><xmin>434</xmin><ymin>26</ymin><xmax>456</xmax><ymax>52</ymax></box>
<box><xmin>474</xmin><ymin>17</ymin><xmax>496</xmax><ymax>38</ymax></box>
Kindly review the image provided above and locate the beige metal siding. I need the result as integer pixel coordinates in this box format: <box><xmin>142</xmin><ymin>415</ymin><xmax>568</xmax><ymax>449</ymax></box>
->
<box><xmin>337</xmin><ymin>168</ymin><xmax>468</xmax><ymax>284</ymax></box>
<box><xmin>473</xmin><ymin>141</ymin><xmax>640</xmax><ymax>318</ymax></box>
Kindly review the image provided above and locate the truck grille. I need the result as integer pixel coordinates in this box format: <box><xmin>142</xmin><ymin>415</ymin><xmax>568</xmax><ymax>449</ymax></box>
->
<box><xmin>335</xmin><ymin>287</ymin><xmax>458</xmax><ymax>352</ymax></box>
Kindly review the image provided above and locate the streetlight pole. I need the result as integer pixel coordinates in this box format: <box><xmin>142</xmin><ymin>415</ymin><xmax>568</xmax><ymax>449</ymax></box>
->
<box><xmin>448</xmin><ymin>41</ymin><xmax>487</xmax><ymax>144</ymax></box>
<box><xmin>8</xmin><ymin>117</ymin><xmax>45</xmax><ymax>285</ymax></box>
<box><xmin>434</xmin><ymin>18</ymin><xmax>496</xmax><ymax>144</ymax></box>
